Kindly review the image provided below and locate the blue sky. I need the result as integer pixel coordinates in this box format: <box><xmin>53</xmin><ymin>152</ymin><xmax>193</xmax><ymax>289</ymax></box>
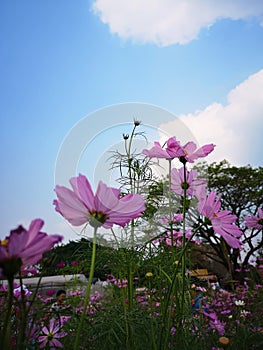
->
<box><xmin>1</xmin><ymin>0</ymin><xmax>263</xmax><ymax>242</ymax></box>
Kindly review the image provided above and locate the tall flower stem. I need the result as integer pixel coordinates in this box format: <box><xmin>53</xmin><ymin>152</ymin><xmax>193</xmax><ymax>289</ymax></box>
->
<box><xmin>73</xmin><ymin>227</ymin><xmax>97</xmax><ymax>350</ymax></box>
<box><xmin>125</xmin><ymin>124</ymin><xmax>137</xmax><ymax>244</ymax></box>
<box><xmin>148</xmin><ymin>279</ymin><xmax>158</xmax><ymax>350</ymax></box>
<box><xmin>167</xmin><ymin>159</ymin><xmax>174</xmax><ymax>245</ymax></box>
<box><xmin>160</xmin><ymin>228</ymin><xmax>200</xmax><ymax>349</ymax></box>
<box><xmin>180</xmin><ymin>163</ymin><xmax>188</xmax><ymax>317</ymax></box>
<box><xmin>1</xmin><ymin>277</ymin><xmax>13</xmax><ymax>350</ymax></box>
<box><xmin>124</xmin><ymin>123</ymin><xmax>139</xmax><ymax>316</ymax></box>
<box><xmin>17</xmin><ymin>272</ymin><xmax>28</xmax><ymax>350</ymax></box>
<box><xmin>125</xmin><ymin>123</ymin><xmax>138</xmax><ymax>194</ymax></box>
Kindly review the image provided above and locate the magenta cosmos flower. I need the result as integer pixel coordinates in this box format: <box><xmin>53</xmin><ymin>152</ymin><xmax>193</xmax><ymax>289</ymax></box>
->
<box><xmin>142</xmin><ymin>137</ymin><xmax>215</xmax><ymax>163</ymax></box>
<box><xmin>0</xmin><ymin>219</ymin><xmax>63</xmax><ymax>279</ymax></box>
<box><xmin>165</xmin><ymin>229</ymin><xmax>193</xmax><ymax>247</ymax></box>
<box><xmin>54</xmin><ymin>174</ymin><xmax>146</xmax><ymax>228</ymax></box>
<box><xmin>198</xmin><ymin>192</ymin><xmax>242</xmax><ymax>248</ymax></box>
<box><xmin>38</xmin><ymin>319</ymin><xmax>67</xmax><ymax>349</ymax></box>
<box><xmin>171</xmin><ymin>167</ymin><xmax>204</xmax><ymax>196</ymax></box>
<box><xmin>166</xmin><ymin>137</ymin><xmax>215</xmax><ymax>163</ymax></box>
<box><xmin>244</xmin><ymin>208</ymin><xmax>263</xmax><ymax>230</ymax></box>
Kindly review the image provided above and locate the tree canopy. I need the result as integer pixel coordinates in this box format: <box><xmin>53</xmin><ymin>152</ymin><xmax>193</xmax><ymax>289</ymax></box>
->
<box><xmin>192</xmin><ymin>160</ymin><xmax>263</xmax><ymax>283</ymax></box>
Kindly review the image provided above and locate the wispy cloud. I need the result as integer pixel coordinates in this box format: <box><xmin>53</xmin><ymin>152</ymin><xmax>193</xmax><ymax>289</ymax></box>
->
<box><xmin>92</xmin><ymin>0</ymin><xmax>263</xmax><ymax>46</ymax></box>
<box><xmin>159</xmin><ymin>69</ymin><xmax>263</xmax><ymax>166</ymax></box>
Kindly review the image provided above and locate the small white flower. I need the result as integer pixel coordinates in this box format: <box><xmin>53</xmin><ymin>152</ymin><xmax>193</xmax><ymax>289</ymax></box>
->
<box><xmin>240</xmin><ymin>309</ymin><xmax>249</xmax><ymax>317</ymax></box>
<box><xmin>228</xmin><ymin>315</ymin><xmax>233</xmax><ymax>319</ymax></box>
<box><xmin>235</xmin><ymin>299</ymin><xmax>245</xmax><ymax>306</ymax></box>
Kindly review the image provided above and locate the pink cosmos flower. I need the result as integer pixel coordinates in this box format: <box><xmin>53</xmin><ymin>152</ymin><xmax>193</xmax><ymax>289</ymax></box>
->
<box><xmin>165</xmin><ymin>229</ymin><xmax>193</xmax><ymax>246</ymax></box>
<box><xmin>165</xmin><ymin>137</ymin><xmax>185</xmax><ymax>157</ymax></box>
<box><xmin>54</xmin><ymin>174</ymin><xmax>146</xmax><ymax>228</ymax></box>
<box><xmin>56</xmin><ymin>261</ymin><xmax>66</xmax><ymax>269</ymax></box>
<box><xmin>38</xmin><ymin>319</ymin><xmax>67</xmax><ymax>349</ymax></box>
<box><xmin>13</xmin><ymin>284</ymin><xmax>32</xmax><ymax>298</ymax></box>
<box><xmin>198</xmin><ymin>192</ymin><xmax>242</xmax><ymax>248</ymax></box>
<box><xmin>159</xmin><ymin>213</ymin><xmax>183</xmax><ymax>226</ymax></box>
<box><xmin>142</xmin><ymin>141</ymin><xmax>174</xmax><ymax>158</ymax></box>
<box><xmin>244</xmin><ymin>208</ymin><xmax>263</xmax><ymax>230</ymax></box>
<box><xmin>0</xmin><ymin>219</ymin><xmax>63</xmax><ymax>279</ymax></box>
<box><xmin>195</xmin><ymin>184</ymin><xmax>207</xmax><ymax>208</ymax></box>
<box><xmin>209</xmin><ymin>318</ymin><xmax>226</xmax><ymax>336</ymax></box>
<box><xmin>142</xmin><ymin>137</ymin><xmax>215</xmax><ymax>163</ymax></box>
<box><xmin>46</xmin><ymin>289</ymin><xmax>56</xmax><ymax>297</ymax></box>
<box><xmin>166</xmin><ymin>137</ymin><xmax>215</xmax><ymax>163</ymax></box>
<box><xmin>59</xmin><ymin>315</ymin><xmax>71</xmax><ymax>326</ymax></box>
<box><xmin>171</xmin><ymin>167</ymin><xmax>204</xmax><ymax>196</ymax></box>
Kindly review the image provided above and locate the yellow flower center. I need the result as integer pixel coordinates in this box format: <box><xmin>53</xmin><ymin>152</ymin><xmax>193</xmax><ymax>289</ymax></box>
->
<box><xmin>0</xmin><ymin>239</ymin><xmax>8</xmax><ymax>247</ymax></box>
<box><xmin>89</xmin><ymin>211</ymin><xmax>109</xmax><ymax>228</ymax></box>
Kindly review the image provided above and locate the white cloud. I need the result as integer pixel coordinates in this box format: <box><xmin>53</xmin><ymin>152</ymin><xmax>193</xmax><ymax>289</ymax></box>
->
<box><xmin>159</xmin><ymin>69</ymin><xmax>263</xmax><ymax>166</ymax></box>
<box><xmin>92</xmin><ymin>0</ymin><xmax>263</xmax><ymax>46</ymax></box>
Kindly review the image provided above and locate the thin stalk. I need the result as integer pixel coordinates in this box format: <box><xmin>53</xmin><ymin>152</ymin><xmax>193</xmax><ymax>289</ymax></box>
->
<box><xmin>159</xmin><ymin>227</ymin><xmax>200</xmax><ymax>350</ymax></box>
<box><xmin>180</xmin><ymin>163</ymin><xmax>188</xmax><ymax>318</ymax></box>
<box><xmin>126</xmin><ymin>249</ymin><xmax>134</xmax><ymax>349</ymax></box>
<box><xmin>122</xmin><ymin>296</ymin><xmax>130</xmax><ymax>349</ymax></box>
<box><xmin>127</xmin><ymin>262</ymin><xmax>133</xmax><ymax>312</ymax></box>
<box><xmin>167</xmin><ymin>159</ymin><xmax>174</xmax><ymax>245</ymax></box>
<box><xmin>1</xmin><ymin>277</ymin><xmax>14</xmax><ymax>350</ymax></box>
<box><xmin>73</xmin><ymin>227</ymin><xmax>97</xmax><ymax>350</ymax></box>
<box><xmin>126</xmin><ymin>125</ymin><xmax>138</xmax><ymax>244</ymax></box>
<box><xmin>148</xmin><ymin>280</ymin><xmax>158</xmax><ymax>350</ymax></box>
<box><xmin>17</xmin><ymin>272</ymin><xmax>27</xmax><ymax>350</ymax></box>
<box><xmin>125</xmin><ymin>123</ymin><xmax>137</xmax><ymax>194</ymax></box>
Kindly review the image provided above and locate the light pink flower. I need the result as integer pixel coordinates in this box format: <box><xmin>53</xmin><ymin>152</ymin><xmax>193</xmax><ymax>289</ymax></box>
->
<box><xmin>13</xmin><ymin>284</ymin><xmax>32</xmax><ymax>298</ymax></box>
<box><xmin>142</xmin><ymin>141</ymin><xmax>174</xmax><ymax>158</ymax></box>
<box><xmin>198</xmin><ymin>192</ymin><xmax>242</xmax><ymax>248</ymax></box>
<box><xmin>54</xmin><ymin>174</ymin><xmax>146</xmax><ymax>228</ymax></box>
<box><xmin>142</xmin><ymin>137</ymin><xmax>215</xmax><ymax>163</ymax></box>
<box><xmin>38</xmin><ymin>319</ymin><xmax>67</xmax><ymax>349</ymax></box>
<box><xmin>166</xmin><ymin>138</ymin><xmax>215</xmax><ymax>163</ymax></box>
<box><xmin>165</xmin><ymin>229</ymin><xmax>193</xmax><ymax>246</ymax></box>
<box><xmin>0</xmin><ymin>219</ymin><xmax>63</xmax><ymax>278</ymax></box>
<box><xmin>195</xmin><ymin>184</ymin><xmax>207</xmax><ymax>209</ymax></box>
<box><xmin>159</xmin><ymin>213</ymin><xmax>183</xmax><ymax>225</ymax></box>
<box><xmin>165</xmin><ymin>137</ymin><xmax>185</xmax><ymax>158</ymax></box>
<box><xmin>244</xmin><ymin>208</ymin><xmax>263</xmax><ymax>230</ymax></box>
<box><xmin>209</xmin><ymin>318</ymin><xmax>226</xmax><ymax>336</ymax></box>
<box><xmin>171</xmin><ymin>167</ymin><xmax>204</xmax><ymax>196</ymax></box>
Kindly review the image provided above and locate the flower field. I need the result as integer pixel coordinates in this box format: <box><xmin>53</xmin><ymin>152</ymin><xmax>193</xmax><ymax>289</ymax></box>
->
<box><xmin>1</xmin><ymin>121</ymin><xmax>263</xmax><ymax>349</ymax></box>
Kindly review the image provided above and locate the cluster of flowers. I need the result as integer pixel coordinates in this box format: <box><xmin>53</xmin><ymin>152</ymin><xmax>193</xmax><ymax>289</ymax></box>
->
<box><xmin>106</xmin><ymin>274</ymin><xmax>128</xmax><ymax>289</ymax></box>
<box><xmin>0</xmin><ymin>281</ymin><xmax>105</xmax><ymax>348</ymax></box>
<box><xmin>51</xmin><ymin>135</ymin><xmax>252</xmax><ymax>250</ymax></box>
<box><xmin>142</xmin><ymin>136</ymin><xmax>244</xmax><ymax>249</ymax></box>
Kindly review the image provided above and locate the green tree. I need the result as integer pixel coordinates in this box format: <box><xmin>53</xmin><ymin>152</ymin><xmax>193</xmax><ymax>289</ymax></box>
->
<box><xmin>194</xmin><ymin>160</ymin><xmax>263</xmax><ymax>283</ymax></box>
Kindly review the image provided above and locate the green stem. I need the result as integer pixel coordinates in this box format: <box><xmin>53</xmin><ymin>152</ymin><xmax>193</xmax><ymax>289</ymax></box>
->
<box><xmin>17</xmin><ymin>272</ymin><xmax>27</xmax><ymax>350</ymax></box>
<box><xmin>125</xmin><ymin>124</ymin><xmax>137</xmax><ymax>194</ymax></box>
<box><xmin>125</xmin><ymin>124</ymin><xmax>138</xmax><ymax>244</ymax></box>
<box><xmin>1</xmin><ymin>277</ymin><xmax>14</xmax><ymax>350</ymax></box>
<box><xmin>148</xmin><ymin>281</ymin><xmax>158</xmax><ymax>350</ymax></box>
<box><xmin>128</xmin><ymin>262</ymin><xmax>133</xmax><ymax>312</ymax></box>
<box><xmin>167</xmin><ymin>159</ymin><xmax>174</xmax><ymax>246</ymax></box>
<box><xmin>159</xmin><ymin>228</ymin><xmax>200</xmax><ymax>350</ymax></box>
<box><xmin>73</xmin><ymin>227</ymin><xmax>97</xmax><ymax>350</ymax></box>
<box><xmin>180</xmin><ymin>163</ymin><xmax>188</xmax><ymax>318</ymax></box>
